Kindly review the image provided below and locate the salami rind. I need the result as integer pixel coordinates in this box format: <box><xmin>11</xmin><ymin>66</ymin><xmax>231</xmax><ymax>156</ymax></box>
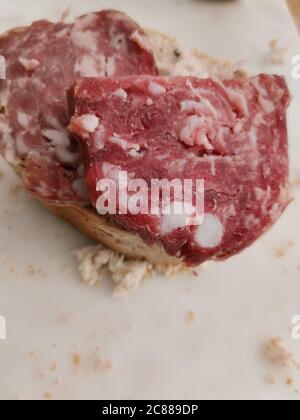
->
<box><xmin>0</xmin><ymin>10</ymin><xmax>158</xmax><ymax>203</ymax></box>
<box><xmin>70</xmin><ymin>75</ymin><xmax>290</xmax><ymax>266</ymax></box>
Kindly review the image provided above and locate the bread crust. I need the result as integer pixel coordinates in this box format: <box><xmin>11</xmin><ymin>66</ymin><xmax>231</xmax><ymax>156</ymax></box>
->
<box><xmin>46</xmin><ymin>203</ymin><xmax>179</xmax><ymax>265</ymax></box>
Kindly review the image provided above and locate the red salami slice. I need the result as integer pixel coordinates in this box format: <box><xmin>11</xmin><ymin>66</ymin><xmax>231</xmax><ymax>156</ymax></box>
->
<box><xmin>0</xmin><ymin>10</ymin><xmax>158</xmax><ymax>203</ymax></box>
<box><xmin>69</xmin><ymin>75</ymin><xmax>290</xmax><ymax>266</ymax></box>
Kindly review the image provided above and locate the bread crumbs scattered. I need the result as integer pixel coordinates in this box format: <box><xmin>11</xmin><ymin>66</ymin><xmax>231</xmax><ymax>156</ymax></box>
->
<box><xmin>287</xmin><ymin>376</ymin><xmax>294</xmax><ymax>387</ymax></box>
<box><xmin>72</xmin><ymin>353</ymin><xmax>81</xmax><ymax>368</ymax></box>
<box><xmin>274</xmin><ymin>241</ymin><xmax>293</xmax><ymax>258</ymax></box>
<box><xmin>27</xmin><ymin>264</ymin><xmax>47</xmax><ymax>279</ymax></box>
<box><xmin>265</xmin><ymin>39</ymin><xmax>288</xmax><ymax>65</ymax></box>
<box><xmin>186</xmin><ymin>310</ymin><xmax>196</xmax><ymax>323</ymax></box>
<box><xmin>263</xmin><ymin>337</ymin><xmax>300</xmax><ymax>369</ymax></box>
<box><xmin>73</xmin><ymin>244</ymin><xmax>188</xmax><ymax>298</ymax></box>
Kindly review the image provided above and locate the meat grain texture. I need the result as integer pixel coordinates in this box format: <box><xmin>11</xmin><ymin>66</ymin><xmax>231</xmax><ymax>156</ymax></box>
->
<box><xmin>0</xmin><ymin>10</ymin><xmax>158</xmax><ymax>202</ymax></box>
<box><xmin>70</xmin><ymin>75</ymin><xmax>290</xmax><ymax>267</ymax></box>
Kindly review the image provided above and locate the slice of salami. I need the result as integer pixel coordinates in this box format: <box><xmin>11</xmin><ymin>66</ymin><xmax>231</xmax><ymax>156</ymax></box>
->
<box><xmin>0</xmin><ymin>10</ymin><xmax>158</xmax><ymax>203</ymax></box>
<box><xmin>69</xmin><ymin>75</ymin><xmax>290</xmax><ymax>266</ymax></box>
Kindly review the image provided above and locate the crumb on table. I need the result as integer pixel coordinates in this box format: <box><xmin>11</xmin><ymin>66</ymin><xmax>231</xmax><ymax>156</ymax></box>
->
<box><xmin>265</xmin><ymin>38</ymin><xmax>288</xmax><ymax>65</ymax></box>
<box><xmin>73</xmin><ymin>244</ymin><xmax>186</xmax><ymax>298</ymax></box>
<box><xmin>265</xmin><ymin>373</ymin><xmax>277</xmax><ymax>385</ymax></box>
<box><xmin>186</xmin><ymin>310</ymin><xmax>196</xmax><ymax>323</ymax></box>
<box><xmin>274</xmin><ymin>241</ymin><xmax>293</xmax><ymax>258</ymax></box>
<box><xmin>89</xmin><ymin>348</ymin><xmax>112</xmax><ymax>373</ymax></box>
<box><xmin>43</xmin><ymin>392</ymin><xmax>53</xmax><ymax>400</ymax></box>
<box><xmin>263</xmin><ymin>337</ymin><xmax>299</xmax><ymax>368</ymax></box>
<box><xmin>72</xmin><ymin>353</ymin><xmax>81</xmax><ymax>368</ymax></box>
<box><xmin>292</xmin><ymin>179</ymin><xmax>300</xmax><ymax>187</ymax></box>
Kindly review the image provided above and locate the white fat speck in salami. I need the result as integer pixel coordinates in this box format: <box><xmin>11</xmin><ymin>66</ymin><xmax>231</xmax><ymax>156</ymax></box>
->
<box><xmin>0</xmin><ymin>121</ymin><xmax>12</xmax><ymax>134</ymax></box>
<box><xmin>75</xmin><ymin>55</ymin><xmax>105</xmax><ymax>77</ymax></box>
<box><xmin>194</xmin><ymin>214</ymin><xmax>223</xmax><ymax>249</ymax></box>
<box><xmin>179</xmin><ymin>115</ymin><xmax>213</xmax><ymax>150</ymax></box>
<box><xmin>19</xmin><ymin>57</ymin><xmax>40</xmax><ymax>71</ymax></box>
<box><xmin>130</xmin><ymin>30</ymin><xmax>152</xmax><ymax>52</ymax></box>
<box><xmin>181</xmin><ymin>99</ymin><xmax>218</xmax><ymax>118</ymax></box>
<box><xmin>72</xmin><ymin>178</ymin><xmax>90</xmax><ymax>200</ymax></box>
<box><xmin>75</xmin><ymin>115</ymin><xmax>99</xmax><ymax>133</ymax></box>
<box><xmin>16</xmin><ymin>133</ymin><xmax>30</xmax><ymax>157</ymax></box>
<box><xmin>0</xmin><ymin>55</ymin><xmax>6</xmax><ymax>79</ymax></box>
<box><xmin>113</xmin><ymin>89</ymin><xmax>127</xmax><ymax>100</ymax></box>
<box><xmin>148</xmin><ymin>81</ymin><xmax>166</xmax><ymax>96</ymax></box>
<box><xmin>161</xmin><ymin>201</ymin><xmax>195</xmax><ymax>235</ymax></box>
<box><xmin>17</xmin><ymin>112</ymin><xmax>31</xmax><ymax>129</ymax></box>
<box><xmin>106</xmin><ymin>56</ymin><xmax>116</xmax><ymax>77</ymax></box>
<box><xmin>146</xmin><ymin>97</ymin><xmax>153</xmax><ymax>106</ymax></box>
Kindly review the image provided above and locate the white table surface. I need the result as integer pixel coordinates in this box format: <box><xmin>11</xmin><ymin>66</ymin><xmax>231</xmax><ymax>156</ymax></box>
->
<box><xmin>0</xmin><ymin>0</ymin><xmax>300</xmax><ymax>400</ymax></box>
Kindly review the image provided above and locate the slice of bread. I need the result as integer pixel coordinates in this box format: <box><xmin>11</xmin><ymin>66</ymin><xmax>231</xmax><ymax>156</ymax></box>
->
<box><xmin>2</xmin><ymin>28</ymin><xmax>245</xmax><ymax>268</ymax></box>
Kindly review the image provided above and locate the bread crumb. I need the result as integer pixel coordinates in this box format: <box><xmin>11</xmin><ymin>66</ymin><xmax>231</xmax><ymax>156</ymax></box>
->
<box><xmin>38</xmin><ymin>368</ymin><xmax>47</xmax><ymax>379</ymax></box>
<box><xmin>60</xmin><ymin>4</ymin><xmax>71</xmax><ymax>22</ymax></box>
<box><xmin>73</xmin><ymin>244</ymin><xmax>186</xmax><ymax>298</ymax></box>
<box><xmin>263</xmin><ymin>337</ymin><xmax>299</xmax><ymax>368</ymax></box>
<box><xmin>274</xmin><ymin>241</ymin><xmax>293</xmax><ymax>258</ymax></box>
<box><xmin>50</xmin><ymin>362</ymin><xmax>57</xmax><ymax>372</ymax></box>
<box><xmin>27</xmin><ymin>264</ymin><xmax>36</xmax><ymax>275</ymax></box>
<box><xmin>72</xmin><ymin>353</ymin><xmax>81</xmax><ymax>368</ymax></box>
<box><xmin>265</xmin><ymin>373</ymin><xmax>277</xmax><ymax>385</ymax></box>
<box><xmin>186</xmin><ymin>310</ymin><xmax>196</xmax><ymax>323</ymax></box>
<box><xmin>174</xmin><ymin>48</ymin><xmax>181</xmax><ymax>58</ymax></box>
<box><xmin>43</xmin><ymin>392</ymin><xmax>53</xmax><ymax>400</ymax></box>
<box><xmin>58</xmin><ymin>312</ymin><xmax>79</xmax><ymax>324</ymax></box>
<box><xmin>265</xmin><ymin>38</ymin><xmax>288</xmax><ymax>65</ymax></box>
<box><xmin>54</xmin><ymin>378</ymin><xmax>62</xmax><ymax>386</ymax></box>
<box><xmin>26</xmin><ymin>263</ymin><xmax>47</xmax><ymax>279</ymax></box>
<box><xmin>287</xmin><ymin>376</ymin><xmax>294</xmax><ymax>387</ymax></box>
<box><xmin>292</xmin><ymin>179</ymin><xmax>300</xmax><ymax>187</ymax></box>
<box><xmin>89</xmin><ymin>348</ymin><xmax>112</xmax><ymax>373</ymax></box>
